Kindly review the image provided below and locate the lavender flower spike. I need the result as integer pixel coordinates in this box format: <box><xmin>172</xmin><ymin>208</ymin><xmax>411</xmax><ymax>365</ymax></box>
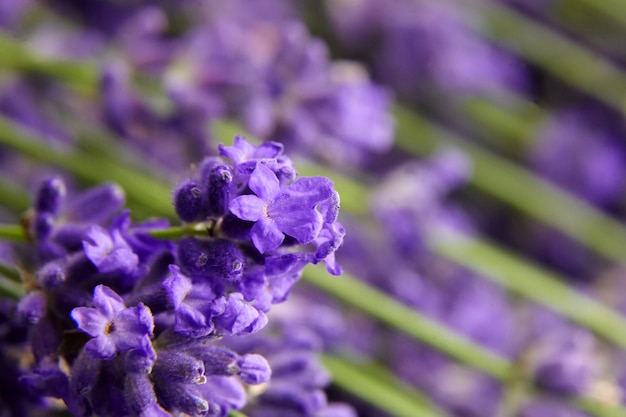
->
<box><xmin>229</xmin><ymin>163</ymin><xmax>334</xmax><ymax>253</ymax></box>
<box><xmin>71</xmin><ymin>285</ymin><xmax>154</xmax><ymax>359</ymax></box>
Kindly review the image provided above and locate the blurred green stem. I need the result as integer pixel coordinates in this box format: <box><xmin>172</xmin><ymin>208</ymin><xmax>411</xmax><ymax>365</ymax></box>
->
<box><xmin>0</xmin><ymin>261</ymin><xmax>21</xmax><ymax>284</ymax></box>
<box><xmin>0</xmin><ymin>265</ymin><xmax>23</xmax><ymax>300</ymax></box>
<box><xmin>0</xmin><ymin>115</ymin><xmax>175</xmax><ymax>218</ymax></box>
<box><xmin>0</xmin><ymin>224</ymin><xmax>26</xmax><ymax>241</ymax></box>
<box><xmin>304</xmin><ymin>265</ymin><xmax>512</xmax><ymax>380</ymax></box>
<box><xmin>394</xmin><ymin>106</ymin><xmax>626</xmax><ymax>265</ymax></box>
<box><xmin>322</xmin><ymin>355</ymin><xmax>449</xmax><ymax>417</ymax></box>
<box><xmin>427</xmin><ymin>229</ymin><xmax>626</xmax><ymax>351</ymax></box>
<box><xmin>460</xmin><ymin>0</ymin><xmax>626</xmax><ymax>113</ymax></box>
<box><xmin>0</xmin><ymin>34</ymin><xmax>98</xmax><ymax>96</ymax></box>
<box><xmin>0</xmin><ymin>178</ymin><xmax>31</xmax><ymax>214</ymax></box>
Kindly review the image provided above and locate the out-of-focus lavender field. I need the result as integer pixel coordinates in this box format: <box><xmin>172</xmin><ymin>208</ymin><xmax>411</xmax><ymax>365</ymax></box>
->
<box><xmin>1</xmin><ymin>1</ymin><xmax>626</xmax><ymax>416</ymax></box>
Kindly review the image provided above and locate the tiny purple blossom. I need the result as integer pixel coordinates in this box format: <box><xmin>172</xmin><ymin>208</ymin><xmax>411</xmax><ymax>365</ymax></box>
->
<box><xmin>71</xmin><ymin>285</ymin><xmax>154</xmax><ymax>359</ymax></box>
<box><xmin>163</xmin><ymin>265</ymin><xmax>221</xmax><ymax>338</ymax></box>
<box><xmin>83</xmin><ymin>225</ymin><xmax>139</xmax><ymax>275</ymax></box>
<box><xmin>237</xmin><ymin>354</ymin><xmax>271</xmax><ymax>385</ymax></box>
<box><xmin>219</xmin><ymin>135</ymin><xmax>283</xmax><ymax>166</ymax></box>
<box><xmin>219</xmin><ymin>136</ymin><xmax>296</xmax><ymax>186</ymax></box>
<box><xmin>229</xmin><ymin>163</ymin><xmax>334</xmax><ymax>253</ymax></box>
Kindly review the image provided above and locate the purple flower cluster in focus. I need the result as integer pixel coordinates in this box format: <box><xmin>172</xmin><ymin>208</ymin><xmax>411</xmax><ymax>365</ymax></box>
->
<box><xmin>4</xmin><ymin>135</ymin><xmax>346</xmax><ymax>417</ymax></box>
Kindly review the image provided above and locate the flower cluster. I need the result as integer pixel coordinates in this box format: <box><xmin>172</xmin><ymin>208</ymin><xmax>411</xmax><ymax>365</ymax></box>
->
<box><xmin>4</xmin><ymin>135</ymin><xmax>345</xmax><ymax>417</ymax></box>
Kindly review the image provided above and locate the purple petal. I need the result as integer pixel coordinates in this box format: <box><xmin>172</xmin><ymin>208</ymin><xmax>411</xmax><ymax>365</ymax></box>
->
<box><xmin>92</xmin><ymin>285</ymin><xmax>125</xmax><ymax>318</ymax></box>
<box><xmin>249</xmin><ymin>163</ymin><xmax>280</xmax><ymax>200</ymax></box>
<box><xmin>284</xmin><ymin>177</ymin><xmax>334</xmax><ymax>205</ymax></box>
<box><xmin>163</xmin><ymin>265</ymin><xmax>192</xmax><ymax>309</ymax></box>
<box><xmin>273</xmin><ymin>208</ymin><xmax>323</xmax><ymax>244</ymax></box>
<box><xmin>324</xmin><ymin>253</ymin><xmax>343</xmax><ymax>276</ymax></box>
<box><xmin>113</xmin><ymin>304</ymin><xmax>154</xmax><ymax>350</ymax></box>
<box><xmin>85</xmin><ymin>335</ymin><xmax>116</xmax><ymax>360</ymax></box>
<box><xmin>17</xmin><ymin>291</ymin><xmax>47</xmax><ymax>324</ymax></box>
<box><xmin>229</xmin><ymin>195</ymin><xmax>266</xmax><ymax>221</ymax></box>
<box><xmin>174</xmin><ymin>304</ymin><xmax>213</xmax><ymax>338</ymax></box>
<box><xmin>250</xmin><ymin>218</ymin><xmax>284</xmax><ymax>254</ymax></box>
<box><xmin>97</xmin><ymin>247</ymin><xmax>139</xmax><ymax>274</ymax></box>
<box><xmin>199</xmin><ymin>376</ymin><xmax>247</xmax><ymax>411</ymax></box>
<box><xmin>255</xmin><ymin>141</ymin><xmax>284</xmax><ymax>159</ymax></box>
<box><xmin>83</xmin><ymin>225</ymin><xmax>114</xmax><ymax>264</ymax></box>
<box><xmin>65</xmin><ymin>183</ymin><xmax>125</xmax><ymax>223</ymax></box>
<box><xmin>219</xmin><ymin>135</ymin><xmax>256</xmax><ymax>163</ymax></box>
<box><xmin>214</xmin><ymin>294</ymin><xmax>262</xmax><ymax>335</ymax></box>
<box><xmin>71</xmin><ymin>307</ymin><xmax>109</xmax><ymax>337</ymax></box>
<box><xmin>237</xmin><ymin>354</ymin><xmax>271</xmax><ymax>385</ymax></box>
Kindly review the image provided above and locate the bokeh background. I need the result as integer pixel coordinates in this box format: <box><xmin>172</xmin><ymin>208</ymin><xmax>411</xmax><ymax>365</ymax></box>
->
<box><xmin>2</xmin><ymin>0</ymin><xmax>626</xmax><ymax>416</ymax></box>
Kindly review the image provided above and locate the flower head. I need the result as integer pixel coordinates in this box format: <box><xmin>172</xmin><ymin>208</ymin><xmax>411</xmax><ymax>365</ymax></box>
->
<box><xmin>71</xmin><ymin>285</ymin><xmax>154</xmax><ymax>359</ymax></box>
<box><xmin>229</xmin><ymin>163</ymin><xmax>334</xmax><ymax>253</ymax></box>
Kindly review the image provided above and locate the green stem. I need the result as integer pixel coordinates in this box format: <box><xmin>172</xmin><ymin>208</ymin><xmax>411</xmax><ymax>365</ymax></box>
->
<box><xmin>394</xmin><ymin>106</ymin><xmax>626</xmax><ymax>265</ymax></box>
<box><xmin>0</xmin><ymin>177</ymin><xmax>31</xmax><ymax>214</ymax></box>
<box><xmin>0</xmin><ymin>261</ymin><xmax>21</xmax><ymax>283</ymax></box>
<box><xmin>458</xmin><ymin>96</ymin><xmax>544</xmax><ymax>152</ymax></box>
<box><xmin>228</xmin><ymin>411</ymin><xmax>248</xmax><ymax>417</ymax></box>
<box><xmin>461</xmin><ymin>0</ymin><xmax>626</xmax><ymax>112</ymax></box>
<box><xmin>427</xmin><ymin>229</ymin><xmax>626</xmax><ymax>351</ymax></box>
<box><xmin>572</xmin><ymin>397</ymin><xmax>626</xmax><ymax>417</ymax></box>
<box><xmin>148</xmin><ymin>223</ymin><xmax>214</xmax><ymax>240</ymax></box>
<box><xmin>555</xmin><ymin>0</ymin><xmax>626</xmax><ymax>36</ymax></box>
<box><xmin>322</xmin><ymin>355</ymin><xmax>449</xmax><ymax>417</ymax></box>
<box><xmin>0</xmin><ymin>224</ymin><xmax>26</xmax><ymax>241</ymax></box>
<box><xmin>303</xmin><ymin>265</ymin><xmax>512</xmax><ymax>380</ymax></box>
<box><xmin>0</xmin><ymin>115</ymin><xmax>175</xmax><ymax>219</ymax></box>
<box><xmin>0</xmin><ymin>33</ymin><xmax>99</xmax><ymax>97</ymax></box>
<box><xmin>0</xmin><ymin>275</ymin><xmax>23</xmax><ymax>300</ymax></box>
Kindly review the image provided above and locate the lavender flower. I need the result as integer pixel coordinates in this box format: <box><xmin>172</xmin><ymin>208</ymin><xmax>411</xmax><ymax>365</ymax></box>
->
<box><xmin>165</xmin><ymin>14</ymin><xmax>394</xmax><ymax>167</ymax></box>
<box><xmin>71</xmin><ymin>285</ymin><xmax>154</xmax><ymax>359</ymax></box>
<box><xmin>326</xmin><ymin>0</ymin><xmax>528</xmax><ymax>98</ymax></box>
<box><xmin>83</xmin><ymin>225</ymin><xmax>139</xmax><ymax>275</ymax></box>
<box><xmin>529</xmin><ymin>106</ymin><xmax>626</xmax><ymax>208</ymax></box>
<box><xmin>229</xmin><ymin>163</ymin><xmax>334</xmax><ymax>253</ymax></box>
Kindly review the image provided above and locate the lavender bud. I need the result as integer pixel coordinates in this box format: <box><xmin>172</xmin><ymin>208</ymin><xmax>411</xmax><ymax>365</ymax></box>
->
<box><xmin>155</xmin><ymin>384</ymin><xmax>209</xmax><ymax>417</ymax></box>
<box><xmin>237</xmin><ymin>354</ymin><xmax>271</xmax><ymax>385</ymax></box>
<box><xmin>188</xmin><ymin>346</ymin><xmax>240</xmax><ymax>376</ymax></box>
<box><xmin>70</xmin><ymin>351</ymin><xmax>101</xmax><ymax>397</ymax></box>
<box><xmin>177</xmin><ymin>238</ymin><xmax>244</xmax><ymax>283</ymax></box>
<box><xmin>153</xmin><ymin>351</ymin><xmax>207</xmax><ymax>385</ymax></box>
<box><xmin>35</xmin><ymin>177</ymin><xmax>66</xmax><ymax>215</ymax></box>
<box><xmin>16</xmin><ymin>291</ymin><xmax>47</xmax><ymax>324</ymax></box>
<box><xmin>37</xmin><ymin>260</ymin><xmax>66</xmax><ymax>289</ymax></box>
<box><xmin>173</xmin><ymin>179</ymin><xmax>203</xmax><ymax>222</ymax></box>
<box><xmin>200</xmin><ymin>158</ymin><xmax>234</xmax><ymax>218</ymax></box>
<box><xmin>19</xmin><ymin>365</ymin><xmax>69</xmax><ymax>399</ymax></box>
<box><xmin>64</xmin><ymin>183</ymin><xmax>125</xmax><ymax>223</ymax></box>
<box><xmin>124</xmin><ymin>373</ymin><xmax>169</xmax><ymax>417</ymax></box>
<box><xmin>34</xmin><ymin>212</ymin><xmax>55</xmax><ymax>241</ymax></box>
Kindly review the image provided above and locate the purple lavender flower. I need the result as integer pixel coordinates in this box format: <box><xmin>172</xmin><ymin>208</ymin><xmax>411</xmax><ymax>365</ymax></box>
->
<box><xmin>27</xmin><ymin>179</ymin><xmax>126</xmax><ymax>261</ymax></box>
<box><xmin>326</xmin><ymin>0</ymin><xmax>527</xmax><ymax>98</ymax></box>
<box><xmin>71</xmin><ymin>285</ymin><xmax>154</xmax><ymax>359</ymax></box>
<box><xmin>529</xmin><ymin>106</ymin><xmax>626</xmax><ymax>208</ymax></box>
<box><xmin>83</xmin><ymin>224</ymin><xmax>139</xmax><ymax>275</ymax></box>
<box><xmin>5</xmin><ymin>127</ymin><xmax>343</xmax><ymax>416</ymax></box>
<box><xmin>219</xmin><ymin>135</ymin><xmax>294</xmax><ymax>187</ymax></box>
<box><xmin>229</xmin><ymin>163</ymin><xmax>334</xmax><ymax>253</ymax></box>
<box><xmin>223</xmin><ymin>318</ymin><xmax>355</xmax><ymax>417</ymax></box>
<box><xmin>163</xmin><ymin>264</ymin><xmax>222</xmax><ymax>337</ymax></box>
<box><xmin>165</xmin><ymin>16</ymin><xmax>393</xmax><ymax>167</ymax></box>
